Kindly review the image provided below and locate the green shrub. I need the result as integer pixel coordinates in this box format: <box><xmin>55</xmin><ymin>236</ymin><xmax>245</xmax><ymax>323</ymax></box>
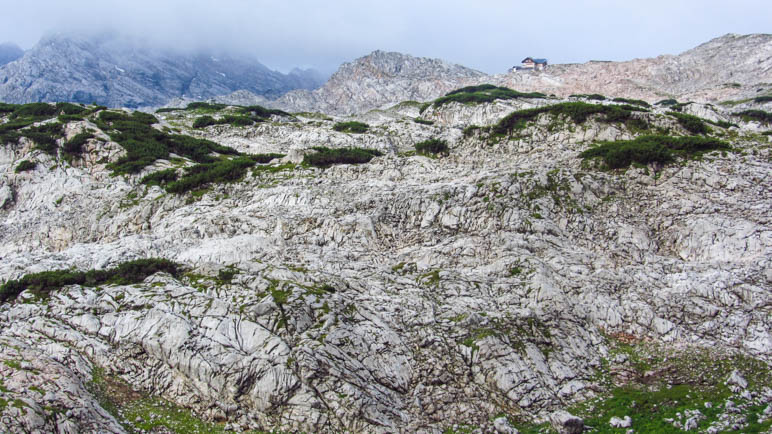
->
<box><xmin>58</xmin><ymin>114</ymin><xmax>86</xmax><ymax>122</ymax></box>
<box><xmin>11</xmin><ymin>103</ymin><xmax>58</xmax><ymax>119</ymax></box>
<box><xmin>63</xmin><ymin>132</ymin><xmax>93</xmax><ymax>155</ymax></box>
<box><xmin>95</xmin><ymin>110</ymin><xmax>239</xmax><ymax>174</ymax></box>
<box><xmin>571</xmin><ymin>94</ymin><xmax>606</xmax><ymax>101</ymax></box>
<box><xmin>217</xmin><ymin>268</ymin><xmax>238</xmax><ymax>283</ymax></box>
<box><xmin>186</xmin><ymin>102</ymin><xmax>227</xmax><ymax>112</ymax></box>
<box><xmin>0</xmin><ymin>258</ymin><xmax>181</xmax><ymax>304</ymax></box>
<box><xmin>414</xmin><ymin>139</ymin><xmax>449</xmax><ymax>156</ymax></box>
<box><xmin>734</xmin><ymin>109</ymin><xmax>772</xmax><ymax>123</ymax></box>
<box><xmin>140</xmin><ymin>168</ymin><xmax>179</xmax><ymax>187</ymax></box>
<box><xmin>612</xmin><ymin>97</ymin><xmax>650</xmax><ymax>107</ymax></box>
<box><xmin>303</xmin><ymin>147</ymin><xmax>383</xmax><ymax>168</ymax></box>
<box><xmin>55</xmin><ymin>102</ymin><xmax>87</xmax><ymax>115</ymax></box>
<box><xmin>432</xmin><ymin>85</ymin><xmax>545</xmax><ymax>108</ymax></box>
<box><xmin>237</xmin><ymin>105</ymin><xmax>290</xmax><ymax>119</ymax></box>
<box><xmin>492</xmin><ymin>102</ymin><xmax>636</xmax><ymax>136</ymax></box>
<box><xmin>446</xmin><ymin>84</ymin><xmax>500</xmax><ymax>95</ymax></box>
<box><xmin>155</xmin><ymin>107</ymin><xmax>183</xmax><ymax>113</ymax></box>
<box><xmin>332</xmin><ymin>121</ymin><xmax>369</xmax><ymax>133</ymax></box>
<box><xmin>413</xmin><ymin>118</ymin><xmax>434</xmax><ymax>125</ymax></box>
<box><xmin>248</xmin><ymin>153</ymin><xmax>285</xmax><ymax>164</ymax></box>
<box><xmin>192</xmin><ymin>116</ymin><xmax>217</xmax><ymax>128</ymax></box>
<box><xmin>463</xmin><ymin>125</ymin><xmax>484</xmax><ymax>138</ymax></box>
<box><xmin>14</xmin><ymin>160</ymin><xmax>36</xmax><ymax>173</ymax></box>
<box><xmin>753</xmin><ymin>96</ymin><xmax>772</xmax><ymax>103</ymax></box>
<box><xmin>616</xmin><ymin>104</ymin><xmax>649</xmax><ymax>112</ymax></box>
<box><xmin>580</xmin><ymin>135</ymin><xmax>730</xmax><ymax>169</ymax></box>
<box><xmin>165</xmin><ymin>157</ymin><xmax>256</xmax><ymax>194</ymax></box>
<box><xmin>24</xmin><ymin>123</ymin><xmax>64</xmax><ymax>154</ymax></box>
<box><xmin>0</xmin><ymin>103</ymin><xmax>17</xmax><ymax>113</ymax></box>
<box><xmin>222</xmin><ymin>115</ymin><xmax>254</xmax><ymax>126</ymax></box>
<box><xmin>667</xmin><ymin>112</ymin><xmax>710</xmax><ymax>134</ymax></box>
<box><xmin>656</xmin><ymin>99</ymin><xmax>679</xmax><ymax>106</ymax></box>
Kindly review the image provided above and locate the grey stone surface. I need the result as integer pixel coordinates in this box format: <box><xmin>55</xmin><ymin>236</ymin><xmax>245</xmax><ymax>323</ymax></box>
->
<box><xmin>0</xmin><ymin>92</ymin><xmax>770</xmax><ymax>432</ymax></box>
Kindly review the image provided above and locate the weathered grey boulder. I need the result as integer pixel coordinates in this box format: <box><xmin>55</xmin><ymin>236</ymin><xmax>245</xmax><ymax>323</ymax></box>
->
<box><xmin>550</xmin><ymin>410</ymin><xmax>584</xmax><ymax>434</ymax></box>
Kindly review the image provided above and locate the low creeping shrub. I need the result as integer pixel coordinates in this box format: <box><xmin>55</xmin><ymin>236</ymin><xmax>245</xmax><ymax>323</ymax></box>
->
<box><xmin>165</xmin><ymin>157</ymin><xmax>256</xmax><ymax>194</ymax></box>
<box><xmin>570</xmin><ymin>94</ymin><xmax>606</xmax><ymax>100</ymax></box>
<box><xmin>0</xmin><ymin>258</ymin><xmax>182</xmax><ymax>303</ymax></box>
<box><xmin>95</xmin><ymin>110</ymin><xmax>238</xmax><ymax>174</ymax></box>
<box><xmin>612</xmin><ymin>97</ymin><xmax>650</xmax><ymax>107</ymax></box>
<box><xmin>429</xmin><ymin>85</ymin><xmax>545</xmax><ymax>110</ymax></box>
<box><xmin>333</xmin><ymin>121</ymin><xmax>369</xmax><ymax>133</ymax></box>
<box><xmin>303</xmin><ymin>146</ymin><xmax>382</xmax><ymax>167</ymax></box>
<box><xmin>734</xmin><ymin>109</ymin><xmax>772</xmax><ymax>123</ymax></box>
<box><xmin>579</xmin><ymin>135</ymin><xmax>730</xmax><ymax>169</ymax></box>
<box><xmin>414</xmin><ymin>139</ymin><xmax>449</xmax><ymax>156</ymax></box>
<box><xmin>14</xmin><ymin>160</ymin><xmax>36</xmax><ymax>173</ymax></box>
<box><xmin>491</xmin><ymin>102</ymin><xmax>636</xmax><ymax>137</ymax></box>
<box><xmin>667</xmin><ymin>112</ymin><xmax>710</xmax><ymax>134</ymax></box>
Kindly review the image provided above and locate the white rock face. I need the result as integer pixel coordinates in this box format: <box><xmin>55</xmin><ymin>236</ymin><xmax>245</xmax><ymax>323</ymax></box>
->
<box><xmin>0</xmin><ymin>98</ymin><xmax>770</xmax><ymax>433</ymax></box>
<box><xmin>610</xmin><ymin>415</ymin><xmax>632</xmax><ymax>428</ymax></box>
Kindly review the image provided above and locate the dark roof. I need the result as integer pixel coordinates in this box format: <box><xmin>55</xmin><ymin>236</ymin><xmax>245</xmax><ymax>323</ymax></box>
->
<box><xmin>521</xmin><ymin>57</ymin><xmax>534</xmax><ymax>63</ymax></box>
<box><xmin>533</xmin><ymin>58</ymin><xmax>548</xmax><ymax>64</ymax></box>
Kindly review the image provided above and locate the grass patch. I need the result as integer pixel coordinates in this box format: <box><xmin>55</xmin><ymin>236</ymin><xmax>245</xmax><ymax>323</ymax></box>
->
<box><xmin>303</xmin><ymin>146</ymin><xmax>382</xmax><ymax>168</ymax></box>
<box><xmin>580</xmin><ymin>135</ymin><xmax>730</xmax><ymax>169</ymax></box>
<box><xmin>332</xmin><ymin>121</ymin><xmax>369</xmax><ymax>133</ymax></box>
<box><xmin>427</xmin><ymin>84</ymin><xmax>545</xmax><ymax>111</ymax></box>
<box><xmin>571</xmin><ymin>341</ymin><xmax>772</xmax><ymax>434</ymax></box>
<box><xmin>0</xmin><ymin>258</ymin><xmax>182</xmax><ymax>303</ymax></box>
<box><xmin>88</xmin><ymin>366</ymin><xmax>237</xmax><ymax>434</ymax></box>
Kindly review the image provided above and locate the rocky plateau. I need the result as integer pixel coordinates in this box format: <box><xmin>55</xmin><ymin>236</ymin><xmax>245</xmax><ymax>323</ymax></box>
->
<box><xmin>0</xmin><ymin>36</ymin><xmax>771</xmax><ymax>434</ymax></box>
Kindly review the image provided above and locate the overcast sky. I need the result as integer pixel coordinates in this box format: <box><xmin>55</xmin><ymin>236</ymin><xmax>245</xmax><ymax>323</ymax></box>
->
<box><xmin>0</xmin><ymin>0</ymin><xmax>769</xmax><ymax>74</ymax></box>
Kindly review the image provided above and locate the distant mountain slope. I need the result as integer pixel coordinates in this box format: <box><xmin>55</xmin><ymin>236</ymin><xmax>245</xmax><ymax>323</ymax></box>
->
<box><xmin>498</xmin><ymin>33</ymin><xmax>772</xmax><ymax>103</ymax></box>
<box><xmin>268</xmin><ymin>34</ymin><xmax>772</xmax><ymax>115</ymax></box>
<box><xmin>0</xmin><ymin>42</ymin><xmax>23</xmax><ymax>67</ymax></box>
<box><xmin>0</xmin><ymin>33</ymin><xmax>325</xmax><ymax>108</ymax></box>
<box><xmin>272</xmin><ymin>50</ymin><xmax>487</xmax><ymax>114</ymax></box>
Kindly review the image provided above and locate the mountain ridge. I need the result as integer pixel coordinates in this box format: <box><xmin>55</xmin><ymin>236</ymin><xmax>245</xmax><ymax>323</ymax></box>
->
<box><xmin>0</xmin><ymin>33</ymin><xmax>325</xmax><ymax>108</ymax></box>
<box><xmin>263</xmin><ymin>33</ymin><xmax>772</xmax><ymax>114</ymax></box>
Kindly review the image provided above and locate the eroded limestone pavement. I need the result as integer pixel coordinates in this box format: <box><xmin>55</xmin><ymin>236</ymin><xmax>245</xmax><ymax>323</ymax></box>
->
<box><xmin>0</xmin><ymin>99</ymin><xmax>770</xmax><ymax>433</ymax></box>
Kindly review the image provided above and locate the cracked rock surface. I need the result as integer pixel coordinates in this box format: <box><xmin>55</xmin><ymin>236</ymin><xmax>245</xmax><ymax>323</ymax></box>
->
<box><xmin>0</xmin><ymin>98</ymin><xmax>770</xmax><ymax>433</ymax></box>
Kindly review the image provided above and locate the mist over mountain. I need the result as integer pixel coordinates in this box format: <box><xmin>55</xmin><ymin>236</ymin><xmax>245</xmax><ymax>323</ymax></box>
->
<box><xmin>0</xmin><ymin>42</ymin><xmax>23</xmax><ymax>66</ymax></box>
<box><xmin>0</xmin><ymin>33</ymin><xmax>326</xmax><ymax>108</ymax></box>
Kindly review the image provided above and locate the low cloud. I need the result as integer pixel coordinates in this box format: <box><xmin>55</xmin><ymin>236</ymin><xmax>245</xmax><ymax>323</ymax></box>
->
<box><xmin>0</xmin><ymin>0</ymin><xmax>770</xmax><ymax>74</ymax></box>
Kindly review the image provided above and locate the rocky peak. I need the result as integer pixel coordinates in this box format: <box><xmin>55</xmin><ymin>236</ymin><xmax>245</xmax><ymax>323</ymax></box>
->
<box><xmin>273</xmin><ymin>50</ymin><xmax>486</xmax><ymax>114</ymax></box>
